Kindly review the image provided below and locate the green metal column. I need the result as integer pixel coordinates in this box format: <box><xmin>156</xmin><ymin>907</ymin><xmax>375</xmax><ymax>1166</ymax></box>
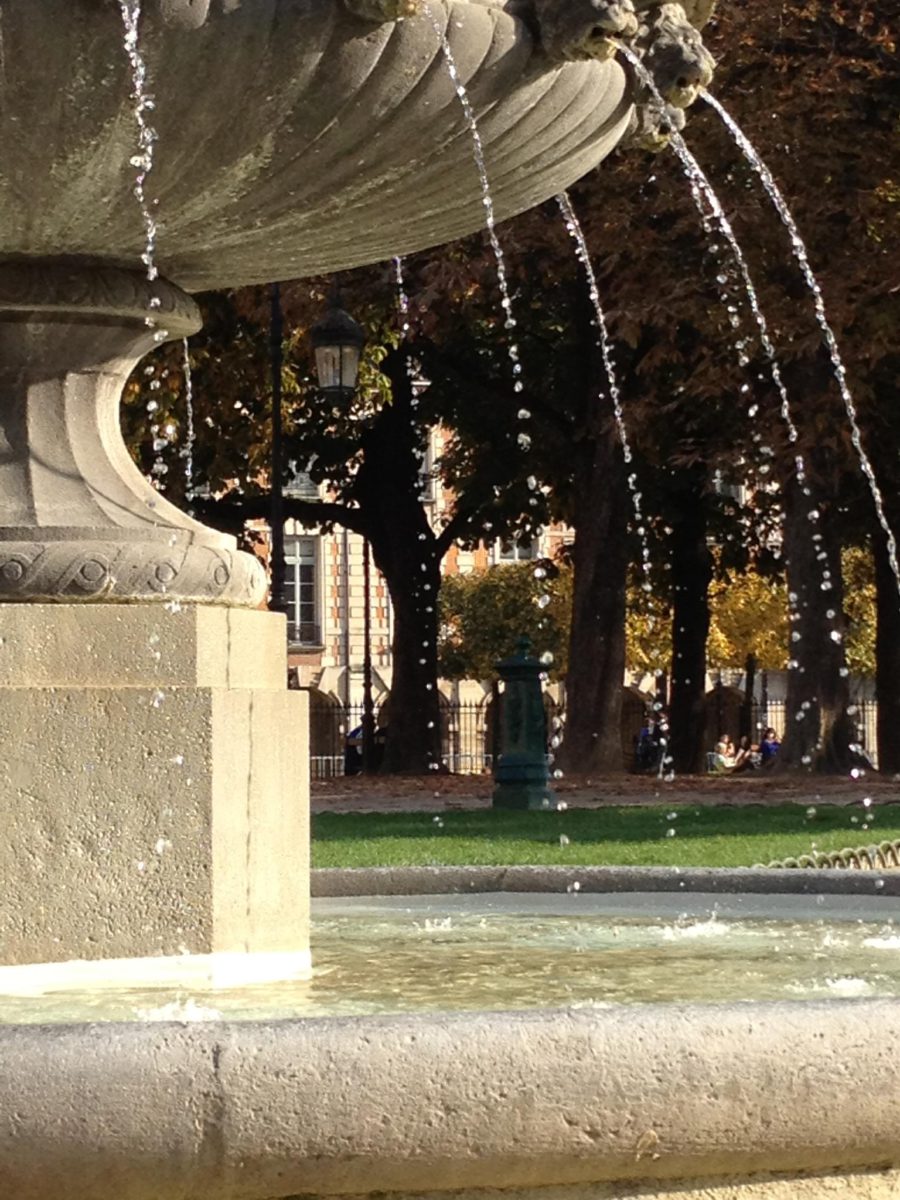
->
<box><xmin>492</xmin><ymin>636</ymin><xmax>555</xmax><ymax>811</ymax></box>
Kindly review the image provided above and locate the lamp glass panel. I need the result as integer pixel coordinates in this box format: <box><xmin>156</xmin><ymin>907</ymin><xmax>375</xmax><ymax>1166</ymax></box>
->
<box><xmin>315</xmin><ymin>345</ymin><xmax>343</xmax><ymax>391</ymax></box>
<box><xmin>340</xmin><ymin>344</ymin><xmax>361</xmax><ymax>389</ymax></box>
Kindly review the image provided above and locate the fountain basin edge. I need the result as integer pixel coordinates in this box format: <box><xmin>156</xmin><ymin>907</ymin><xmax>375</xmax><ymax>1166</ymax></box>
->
<box><xmin>1</xmin><ymin>866</ymin><xmax>899</xmax><ymax>1199</ymax></box>
<box><xmin>312</xmin><ymin>863</ymin><xmax>900</xmax><ymax>897</ymax></box>
<box><xmin>1</xmin><ymin>999</ymin><xmax>898</xmax><ymax>1199</ymax></box>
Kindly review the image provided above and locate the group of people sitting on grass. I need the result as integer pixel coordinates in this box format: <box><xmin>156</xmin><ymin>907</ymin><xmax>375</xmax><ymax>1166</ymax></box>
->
<box><xmin>710</xmin><ymin>728</ymin><xmax>780</xmax><ymax>774</ymax></box>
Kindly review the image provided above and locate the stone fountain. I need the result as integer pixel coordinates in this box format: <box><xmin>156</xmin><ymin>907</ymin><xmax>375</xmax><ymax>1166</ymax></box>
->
<box><xmin>2</xmin><ymin>2</ymin><xmax>898</xmax><ymax>1198</ymax></box>
<box><xmin>0</xmin><ymin>0</ymin><xmax>711</xmax><ymax>973</ymax></box>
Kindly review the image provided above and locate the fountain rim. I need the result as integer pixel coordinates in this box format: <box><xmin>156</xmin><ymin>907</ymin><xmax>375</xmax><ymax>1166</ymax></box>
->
<box><xmin>1</xmin><ymin>993</ymin><xmax>899</xmax><ymax>1198</ymax></box>
<box><xmin>312</xmin><ymin>862</ymin><xmax>900</xmax><ymax>897</ymax></box>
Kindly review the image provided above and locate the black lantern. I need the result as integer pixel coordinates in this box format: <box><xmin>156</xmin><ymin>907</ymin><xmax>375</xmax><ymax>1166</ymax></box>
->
<box><xmin>310</xmin><ymin>292</ymin><xmax>366</xmax><ymax>399</ymax></box>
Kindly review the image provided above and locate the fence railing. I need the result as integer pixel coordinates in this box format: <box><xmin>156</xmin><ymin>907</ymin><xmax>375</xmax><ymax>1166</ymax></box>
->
<box><xmin>308</xmin><ymin>699</ymin><xmax>497</xmax><ymax>780</ymax></box>
<box><xmin>308</xmin><ymin>693</ymin><xmax>880</xmax><ymax>779</ymax></box>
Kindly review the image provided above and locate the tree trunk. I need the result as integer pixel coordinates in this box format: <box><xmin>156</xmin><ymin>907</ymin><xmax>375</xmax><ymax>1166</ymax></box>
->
<box><xmin>668</xmin><ymin>471</ymin><xmax>712</xmax><ymax>775</ymax></box>
<box><xmin>874</xmin><ymin>527</ymin><xmax>900</xmax><ymax>773</ymax></box>
<box><xmin>359</xmin><ymin>350</ymin><xmax>443</xmax><ymax>774</ymax></box>
<box><xmin>740</xmin><ymin>653</ymin><xmax>756</xmax><ymax>743</ymax></box>
<box><xmin>778</xmin><ymin>473</ymin><xmax>853</xmax><ymax>771</ymax></box>
<box><xmin>559</xmin><ymin>430</ymin><xmax>629</xmax><ymax>773</ymax></box>
<box><xmin>375</xmin><ymin>549</ymin><xmax>444</xmax><ymax>773</ymax></box>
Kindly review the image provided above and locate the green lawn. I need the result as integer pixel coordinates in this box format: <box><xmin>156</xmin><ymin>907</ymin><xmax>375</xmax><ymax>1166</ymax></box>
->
<box><xmin>311</xmin><ymin>803</ymin><xmax>900</xmax><ymax>869</ymax></box>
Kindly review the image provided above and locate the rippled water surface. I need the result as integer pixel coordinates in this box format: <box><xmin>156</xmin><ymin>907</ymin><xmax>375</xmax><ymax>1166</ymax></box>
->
<box><xmin>3</xmin><ymin>892</ymin><xmax>899</xmax><ymax>1024</ymax></box>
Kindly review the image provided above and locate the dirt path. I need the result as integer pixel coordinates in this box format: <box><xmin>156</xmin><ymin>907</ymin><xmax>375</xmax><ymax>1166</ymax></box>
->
<box><xmin>312</xmin><ymin>771</ymin><xmax>900</xmax><ymax>814</ymax></box>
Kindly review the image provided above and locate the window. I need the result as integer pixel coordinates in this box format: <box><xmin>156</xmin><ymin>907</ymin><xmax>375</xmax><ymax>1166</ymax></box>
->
<box><xmin>284</xmin><ymin>536</ymin><xmax>320</xmax><ymax>645</ymax></box>
<box><xmin>418</xmin><ymin>437</ymin><xmax>436</xmax><ymax>504</ymax></box>
<box><xmin>496</xmin><ymin>537</ymin><xmax>537</xmax><ymax>562</ymax></box>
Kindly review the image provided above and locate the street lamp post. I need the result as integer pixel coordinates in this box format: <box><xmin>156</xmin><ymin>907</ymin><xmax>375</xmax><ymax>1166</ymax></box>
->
<box><xmin>361</xmin><ymin>537</ymin><xmax>376</xmax><ymax>773</ymax></box>
<box><xmin>310</xmin><ymin>289</ymin><xmax>369</xmax><ymax>763</ymax></box>
<box><xmin>269</xmin><ymin>281</ymin><xmax>287</xmax><ymax>618</ymax></box>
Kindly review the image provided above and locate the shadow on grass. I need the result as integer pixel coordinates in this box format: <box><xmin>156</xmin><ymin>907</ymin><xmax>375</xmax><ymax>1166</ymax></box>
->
<box><xmin>312</xmin><ymin>803</ymin><xmax>900</xmax><ymax>847</ymax></box>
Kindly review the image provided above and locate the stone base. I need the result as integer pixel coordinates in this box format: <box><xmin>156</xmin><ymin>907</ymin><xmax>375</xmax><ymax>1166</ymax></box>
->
<box><xmin>492</xmin><ymin>786</ymin><xmax>557</xmax><ymax>810</ymax></box>
<box><xmin>0</xmin><ymin>604</ymin><xmax>308</xmax><ymax>966</ymax></box>
<box><xmin>493</xmin><ymin>775</ymin><xmax>557</xmax><ymax>811</ymax></box>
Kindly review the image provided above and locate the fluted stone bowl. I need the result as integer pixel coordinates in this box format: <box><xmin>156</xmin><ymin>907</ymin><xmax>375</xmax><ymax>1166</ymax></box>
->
<box><xmin>0</xmin><ymin>0</ymin><xmax>632</xmax><ymax>291</ymax></box>
<box><xmin>0</xmin><ymin>0</ymin><xmax>634</xmax><ymax>605</ymax></box>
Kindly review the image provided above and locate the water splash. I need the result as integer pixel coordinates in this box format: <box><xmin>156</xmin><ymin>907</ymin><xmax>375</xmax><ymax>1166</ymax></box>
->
<box><xmin>135</xmin><ymin>998</ymin><xmax>223</xmax><ymax>1022</ymax></box>
<box><xmin>702</xmin><ymin>91</ymin><xmax>900</xmax><ymax>599</ymax></box>
<box><xmin>181</xmin><ymin>338</ymin><xmax>195</xmax><ymax>506</ymax></box>
<box><xmin>557</xmin><ymin>192</ymin><xmax>654</xmax><ymax>596</ymax></box>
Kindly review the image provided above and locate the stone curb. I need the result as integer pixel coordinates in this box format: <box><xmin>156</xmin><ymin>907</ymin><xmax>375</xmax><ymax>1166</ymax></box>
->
<box><xmin>312</xmin><ymin>864</ymin><xmax>900</xmax><ymax>897</ymax></box>
<box><xmin>2</xmin><ymin>1001</ymin><xmax>900</xmax><ymax>1198</ymax></box>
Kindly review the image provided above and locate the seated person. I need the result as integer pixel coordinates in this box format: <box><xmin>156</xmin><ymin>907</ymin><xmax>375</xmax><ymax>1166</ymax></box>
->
<box><xmin>635</xmin><ymin>713</ymin><xmax>663</xmax><ymax>772</ymax></box>
<box><xmin>711</xmin><ymin>734</ymin><xmax>737</xmax><ymax>773</ymax></box>
<box><xmin>733</xmin><ymin>735</ymin><xmax>761</xmax><ymax>772</ymax></box>
<box><xmin>344</xmin><ymin>725</ymin><xmax>363</xmax><ymax>776</ymax></box>
<box><xmin>759</xmin><ymin>727</ymin><xmax>780</xmax><ymax>765</ymax></box>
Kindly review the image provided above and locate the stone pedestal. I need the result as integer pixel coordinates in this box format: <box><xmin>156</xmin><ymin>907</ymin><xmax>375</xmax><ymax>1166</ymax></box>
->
<box><xmin>0</xmin><ymin>604</ymin><xmax>308</xmax><ymax>967</ymax></box>
<box><xmin>0</xmin><ymin>261</ymin><xmax>266</xmax><ymax>607</ymax></box>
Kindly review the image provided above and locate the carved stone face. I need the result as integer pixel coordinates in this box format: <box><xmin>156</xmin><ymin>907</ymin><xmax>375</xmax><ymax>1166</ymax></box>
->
<box><xmin>641</xmin><ymin>3</ymin><xmax>715</xmax><ymax>107</ymax></box>
<box><xmin>531</xmin><ymin>0</ymin><xmax>640</xmax><ymax>62</ymax></box>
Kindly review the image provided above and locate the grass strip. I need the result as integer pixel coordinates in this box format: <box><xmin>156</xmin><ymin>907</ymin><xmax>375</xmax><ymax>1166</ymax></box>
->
<box><xmin>311</xmin><ymin>803</ymin><xmax>900</xmax><ymax>869</ymax></box>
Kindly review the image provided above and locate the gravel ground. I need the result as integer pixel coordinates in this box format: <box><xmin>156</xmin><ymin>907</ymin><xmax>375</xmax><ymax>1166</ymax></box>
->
<box><xmin>311</xmin><ymin>771</ymin><xmax>900</xmax><ymax>813</ymax></box>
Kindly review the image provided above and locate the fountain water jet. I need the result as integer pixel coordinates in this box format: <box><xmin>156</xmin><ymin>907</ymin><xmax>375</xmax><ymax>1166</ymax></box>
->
<box><xmin>557</xmin><ymin>191</ymin><xmax>654</xmax><ymax>595</ymax></box>
<box><xmin>619</xmin><ymin>46</ymin><xmax>847</xmax><ymax>668</ymax></box>
<box><xmin>702</xmin><ymin>90</ymin><xmax>900</xmax><ymax>600</ymax></box>
<box><xmin>180</xmin><ymin>337</ymin><xmax>196</xmax><ymax>504</ymax></box>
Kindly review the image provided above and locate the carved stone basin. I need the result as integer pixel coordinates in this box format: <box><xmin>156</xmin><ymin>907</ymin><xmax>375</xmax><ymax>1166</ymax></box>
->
<box><xmin>0</xmin><ymin>0</ymin><xmax>634</xmax><ymax>291</ymax></box>
<box><xmin>1</xmin><ymin>0</ymin><xmax>684</xmax><ymax>606</ymax></box>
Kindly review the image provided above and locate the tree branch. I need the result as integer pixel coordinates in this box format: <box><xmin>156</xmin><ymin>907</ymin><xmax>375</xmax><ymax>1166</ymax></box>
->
<box><xmin>192</xmin><ymin>493</ymin><xmax>369</xmax><ymax>537</ymax></box>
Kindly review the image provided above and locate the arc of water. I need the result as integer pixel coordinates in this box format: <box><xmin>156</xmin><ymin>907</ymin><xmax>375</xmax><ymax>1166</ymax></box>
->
<box><xmin>557</xmin><ymin>192</ymin><xmax>673</xmax><ymax>779</ymax></box>
<box><xmin>392</xmin><ymin>255</ymin><xmax>421</xmax><ymax>405</ymax></box>
<box><xmin>393</xmin><ymin>255</ymin><xmax>412</xmax><ymax>340</ymax></box>
<box><xmin>617</xmin><ymin>46</ymin><xmax>848</xmax><ymax>673</ymax></box>
<box><xmin>423</xmin><ymin>4</ymin><xmax>525</xmax><ymax>411</ymax></box>
<box><xmin>702</xmin><ymin>91</ymin><xmax>900</xmax><ymax>600</ymax></box>
<box><xmin>426</xmin><ymin>2</ymin><xmax>551</xmax><ymax>671</ymax></box>
<box><xmin>119</xmin><ymin>1</ymin><xmax>166</xmax><ymax>341</ymax></box>
<box><xmin>120</xmin><ymin>0</ymin><xmax>175</xmax><ymax>505</ymax></box>
<box><xmin>619</xmin><ymin>50</ymin><xmax>806</xmax><ymax>488</ymax></box>
<box><xmin>392</xmin><ymin>254</ymin><xmax>444</xmax><ymax>770</ymax></box>
<box><xmin>556</xmin><ymin>193</ymin><xmax>653</xmax><ymax>594</ymax></box>
<box><xmin>182</xmin><ymin>338</ymin><xmax>195</xmax><ymax>505</ymax></box>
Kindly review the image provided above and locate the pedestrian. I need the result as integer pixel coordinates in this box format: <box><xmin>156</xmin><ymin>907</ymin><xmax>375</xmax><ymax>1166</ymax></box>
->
<box><xmin>759</xmin><ymin>727</ymin><xmax>780</xmax><ymax>766</ymax></box>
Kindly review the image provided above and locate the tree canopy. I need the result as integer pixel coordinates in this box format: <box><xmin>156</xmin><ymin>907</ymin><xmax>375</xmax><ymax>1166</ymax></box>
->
<box><xmin>121</xmin><ymin>0</ymin><xmax>899</xmax><ymax>771</ymax></box>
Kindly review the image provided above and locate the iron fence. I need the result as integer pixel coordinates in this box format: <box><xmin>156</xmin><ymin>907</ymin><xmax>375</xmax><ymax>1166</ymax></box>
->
<box><xmin>308</xmin><ymin>692</ymin><xmax>881</xmax><ymax>779</ymax></box>
<box><xmin>308</xmin><ymin>699</ymin><xmax>499</xmax><ymax>780</ymax></box>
